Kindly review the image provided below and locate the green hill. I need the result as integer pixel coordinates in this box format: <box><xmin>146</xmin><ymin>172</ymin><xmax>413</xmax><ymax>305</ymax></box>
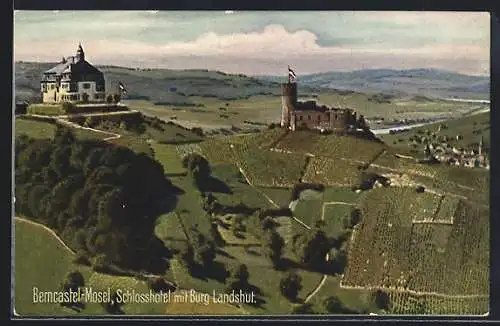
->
<box><xmin>14</xmin><ymin>62</ymin><xmax>317</xmax><ymax>104</ymax></box>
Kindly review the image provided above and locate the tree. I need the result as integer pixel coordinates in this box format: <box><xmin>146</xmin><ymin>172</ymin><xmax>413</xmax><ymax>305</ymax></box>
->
<box><xmin>291</xmin><ymin>303</ymin><xmax>314</xmax><ymax>314</ymax></box>
<box><xmin>106</xmin><ymin>95</ymin><xmax>113</xmax><ymax>104</ymax></box>
<box><xmin>182</xmin><ymin>153</ymin><xmax>211</xmax><ymax>185</ymax></box>
<box><xmin>295</xmin><ymin>229</ymin><xmax>331</xmax><ymax>270</ymax></box>
<box><xmin>113</xmin><ymin>93</ymin><xmax>121</xmax><ymax>103</ymax></box>
<box><xmin>81</xmin><ymin>93</ymin><xmax>89</xmax><ymax>103</ymax></box>
<box><xmin>61</xmin><ymin>102</ymin><xmax>74</xmax><ymax>113</ymax></box>
<box><xmin>226</xmin><ymin>263</ymin><xmax>250</xmax><ymax>292</ymax></box>
<box><xmin>262</xmin><ymin>230</ymin><xmax>284</xmax><ymax>267</ymax></box>
<box><xmin>323</xmin><ymin>296</ymin><xmax>343</xmax><ymax>313</ymax></box>
<box><xmin>373</xmin><ymin>290</ymin><xmax>391</xmax><ymax>311</ymax></box>
<box><xmin>102</xmin><ymin>290</ymin><xmax>123</xmax><ymax>314</ymax></box>
<box><xmin>279</xmin><ymin>272</ymin><xmax>302</xmax><ymax>302</ymax></box>
<box><xmin>191</xmin><ymin>127</ymin><xmax>204</xmax><ymax>137</ymax></box>
<box><xmin>60</xmin><ymin>270</ymin><xmax>86</xmax><ymax>309</ymax></box>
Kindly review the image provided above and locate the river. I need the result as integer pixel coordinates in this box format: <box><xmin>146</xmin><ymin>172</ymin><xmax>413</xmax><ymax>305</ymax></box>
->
<box><xmin>371</xmin><ymin>105</ymin><xmax>490</xmax><ymax>135</ymax></box>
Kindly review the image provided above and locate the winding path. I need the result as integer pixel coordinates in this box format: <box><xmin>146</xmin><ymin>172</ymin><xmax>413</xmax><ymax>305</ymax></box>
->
<box><xmin>25</xmin><ymin>113</ymin><xmax>124</xmax><ymax>141</ymax></box>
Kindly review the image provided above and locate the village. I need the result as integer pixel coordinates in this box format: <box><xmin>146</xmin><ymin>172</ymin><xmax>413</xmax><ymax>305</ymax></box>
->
<box><xmin>409</xmin><ymin>124</ymin><xmax>490</xmax><ymax>170</ymax></box>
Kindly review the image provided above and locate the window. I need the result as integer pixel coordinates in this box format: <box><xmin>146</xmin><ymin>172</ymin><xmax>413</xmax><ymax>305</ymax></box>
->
<box><xmin>308</xmin><ymin>115</ymin><xmax>311</xmax><ymax>120</ymax></box>
<box><xmin>317</xmin><ymin>115</ymin><xmax>321</xmax><ymax>121</ymax></box>
<box><xmin>299</xmin><ymin>115</ymin><xmax>303</xmax><ymax>121</ymax></box>
<box><xmin>82</xmin><ymin>83</ymin><xmax>91</xmax><ymax>89</ymax></box>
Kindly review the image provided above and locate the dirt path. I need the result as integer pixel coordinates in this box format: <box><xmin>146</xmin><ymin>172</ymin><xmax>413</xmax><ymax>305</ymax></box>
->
<box><xmin>55</xmin><ymin>118</ymin><xmax>121</xmax><ymax>141</ymax></box>
<box><xmin>14</xmin><ymin>216</ymin><xmax>75</xmax><ymax>255</ymax></box>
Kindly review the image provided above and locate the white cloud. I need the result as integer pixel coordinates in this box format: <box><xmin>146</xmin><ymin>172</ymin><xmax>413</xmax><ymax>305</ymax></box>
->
<box><xmin>13</xmin><ymin>12</ymin><xmax>490</xmax><ymax>75</ymax></box>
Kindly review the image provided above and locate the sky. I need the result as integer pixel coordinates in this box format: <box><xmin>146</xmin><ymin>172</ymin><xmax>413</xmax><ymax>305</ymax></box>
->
<box><xmin>13</xmin><ymin>11</ymin><xmax>490</xmax><ymax>76</ymax></box>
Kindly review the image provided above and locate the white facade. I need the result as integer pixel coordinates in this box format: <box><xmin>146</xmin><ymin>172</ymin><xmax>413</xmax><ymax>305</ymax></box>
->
<box><xmin>41</xmin><ymin>44</ymin><xmax>106</xmax><ymax>104</ymax></box>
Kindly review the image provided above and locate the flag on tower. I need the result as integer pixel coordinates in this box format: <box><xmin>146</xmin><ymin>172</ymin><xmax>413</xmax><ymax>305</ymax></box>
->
<box><xmin>118</xmin><ymin>81</ymin><xmax>127</xmax><ymax>94</ymax></box>
<box><xmin>288</xmin><ymin>65</ymin><xmax>297</xmax><ymax>82</ymax></box>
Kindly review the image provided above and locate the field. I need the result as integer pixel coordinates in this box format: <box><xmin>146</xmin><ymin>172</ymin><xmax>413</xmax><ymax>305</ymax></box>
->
<box><xmin>342</xmin><ymin>186</ymin><xmax>489</xmax><ymax>313</ymax></box>
<box><xmin>125</xmin><ymin>93</ymin><xmax>484</xmax><ymax>132</ymax></box>
<box><xmin>302</xmin><ymin>157</ymin><xmax>362</xmax><ymax>187</ymax></box>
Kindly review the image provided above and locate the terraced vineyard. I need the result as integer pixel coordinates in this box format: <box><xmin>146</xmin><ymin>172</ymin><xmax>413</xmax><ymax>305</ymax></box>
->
<box><xmin>342</xmin><ymin>186</ymin><xmax>489</xmax><ymax>314</ymax></box>
<box><xmin>274</xmin><ymin>130</ymin><xmax>386</xmax><ymax>163</ymax></box>
<box><xmin>231</xmin><ymin>143</ymin><xmax>308</xmax><ymax>187</ymax></box>
<box><xmin>302</xmin><ymin>157</ymin><xmax>362</xmax><ymax>187</ymax></box>
<box><xmin>388</xmin><ymin>292</ymin><xmax>488</xmax><ymax>315</ymax></box>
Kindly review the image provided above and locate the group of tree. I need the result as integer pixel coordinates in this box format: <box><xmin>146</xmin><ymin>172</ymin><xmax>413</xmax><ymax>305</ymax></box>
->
<box><xmin>226</xmin><ymin>263</ymin><xmax>250</xmax><ymax>293</ymax></box>
<box><xmin>180</xmin><ymin>226</ymin><xmax>217</xmax><ymax>275</ymax></box>
<box><xmin>279</xmin><ymin>272</ymin><xmax>302</xmax><ymax>302</ymax></box>
<box><xmin>60</xmin><ymin>271</ymin><xmax>86</xmax><ymax>311</ymax></box>
<box><xmin>292</xmin><ymin>222</ymin><xmax>333</xmax><ymax>271</ymax></box>
<box><xmin>182</xmin><ymin>153</ymin><xmax>211</xmax><ymax>188</ymax></box>
<box><xmin>15</xmin><ymin>126</ymin><xmax>178</xmax><ymax>272</ymax></box>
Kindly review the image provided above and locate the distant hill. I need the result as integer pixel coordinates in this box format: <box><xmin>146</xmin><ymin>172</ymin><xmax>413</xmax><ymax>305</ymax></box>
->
<box><xmin>257</xmin><ymin>68</ymin><xmax>490</xmax><ymax>100</ymax></box>
<box><xmin>14</xmin><ymin>62</ymin><xmax>318</xmax><ymax>104</ymax></box>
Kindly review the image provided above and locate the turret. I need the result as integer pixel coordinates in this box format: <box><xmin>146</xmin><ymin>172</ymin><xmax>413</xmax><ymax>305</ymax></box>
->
<box><xmin>76</xmin><ymin>43</ymin><xmax>85</xmax><ymax>62</ymax></box>
<box><xmin>280</xmin><ymin>82</ymin><xmax>297</xmax><ymax>128</ymax></box>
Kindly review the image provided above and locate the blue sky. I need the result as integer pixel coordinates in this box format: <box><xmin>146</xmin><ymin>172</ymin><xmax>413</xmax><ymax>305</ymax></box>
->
<box><xmin>14</xmin><ymin>11</ymin><xmax>490</xmax><ymax>76</ymax></box>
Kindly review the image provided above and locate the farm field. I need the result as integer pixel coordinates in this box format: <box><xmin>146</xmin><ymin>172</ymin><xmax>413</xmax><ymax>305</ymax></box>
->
<box><xmin>388</xmin><ymin>291</ymin><xmax>489</xmax><ymax>315</ymax></box>
<box><xmin>274</xmin><ymin>130</ymin><xmax>386</xmax><ymax>163</ymax></box>
<box><xmin>124</xmin><ymin>91</ymin><xmax>482</xmax><ymax>132</ymax></box>
<box><xmin>342</xmin><ymin>187</ymin><xmax>489</xmax><ymax>302</ymax></box>
<box><xmin>302</xmin><ymin>157</ymin><xmax>362</xmax><ymax>187</ymax></box>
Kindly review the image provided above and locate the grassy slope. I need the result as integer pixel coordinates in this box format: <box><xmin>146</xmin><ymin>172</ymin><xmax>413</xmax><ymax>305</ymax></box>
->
<box><xmin>14</xmin><ymin>218</ymin><xmax>168</xmax><ymax>316</ymax></box>
<box><xmin>15</xmin><ymin>119</ymin><xmax>107</xmax><ymax>141</ymax></box>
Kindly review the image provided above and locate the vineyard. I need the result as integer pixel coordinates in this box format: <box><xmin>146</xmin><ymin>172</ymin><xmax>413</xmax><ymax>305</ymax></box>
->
<box><xmin>231</xmin><ymin>143</ymin><xmax>308</xmax><ymax>188</ymax></box>
<box><xmin>302</xmin><ymin>157</ymin><xmax>362</xmax><ymax>187</ymax></box>
<box><xmin>388</xmin><ymin>291</ymin><xmax>488</xmax><ymax>315</ymax></box>
<box><xmin>342</xmin><ymin>186</ymin><xmax>489</xmax><ymax>302</ymax></box>
<box><xmin>274</xmin><ymin>130</ymin><xmax>385</xmax><ymax>163</ymax></box>
<box><xmin>198</xmin><ymin>137</ymin><xmax>236</xmax><ymax>165</ymax></box>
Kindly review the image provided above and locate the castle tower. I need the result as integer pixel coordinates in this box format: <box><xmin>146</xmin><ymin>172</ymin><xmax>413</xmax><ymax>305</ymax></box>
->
<box><xmin>280</xmin><ymin>82</ymin><xmax>297</xmax><ymax>128</ymax></box>
<box><xmin>76</xmin><ymin>42</ymin><xmax>85</xmax><ymax>62</ymax></box>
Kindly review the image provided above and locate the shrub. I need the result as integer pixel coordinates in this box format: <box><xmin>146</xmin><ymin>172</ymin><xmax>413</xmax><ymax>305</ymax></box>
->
<box><xmin>279</xmin><ymin>272</ymin><xmax>302</xmax><ymax>302</ymax></box>
<box><xmin>73</xmin><ymin>251</ymin><xmax>92</xmax><ymax>266</ymax></box>
<box><xmin>147</xmin><ymin>277</ymin><xmax>177</xmax><ymax>293</ymax></box>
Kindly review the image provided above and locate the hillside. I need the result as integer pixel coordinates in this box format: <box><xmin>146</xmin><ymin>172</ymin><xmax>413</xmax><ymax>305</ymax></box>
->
<box><xmin>13</xmin><ymin>109</ymin><xmax>489</xmax><ymax>315</ymax></box>
<box><xmin>14</xmin><ymin>62</ymin><xmax>318</xmax><ymax>104</ymax></box>
<box><xmin>257</xmin><ymin>68</ymin><xmax>490</xmax><ymax>100</ymax></box>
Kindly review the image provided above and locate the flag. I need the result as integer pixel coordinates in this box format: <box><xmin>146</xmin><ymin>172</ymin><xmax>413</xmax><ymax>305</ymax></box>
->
<box><xmin>288</xmin><ymin>65</ymin><xmax>297</xmax><ymax>82</ymax></box>
<box><xmin>118</xmin><ymin>82</ymin><xmax>127</xmax><ymax>94</ymax></box>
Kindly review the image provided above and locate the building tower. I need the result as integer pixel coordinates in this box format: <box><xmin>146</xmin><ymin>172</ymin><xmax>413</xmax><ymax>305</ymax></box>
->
<box><xmin>479</xmin><ymin>135</ymin><xmax>484</xmax><ymax>156</ymax></box>
<box><xmin>280</xmin><ymin>67</ymin><xmax>297</xmax><ymax>128</ymax></box>
<box><xmin>76</xmin><ymin>43</ymin><xmax>85</xmax><ymax>62</ymax></box>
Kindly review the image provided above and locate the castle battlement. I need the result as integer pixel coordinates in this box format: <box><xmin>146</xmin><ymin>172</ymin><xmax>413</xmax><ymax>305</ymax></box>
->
<box><xmin>279</xmin><ymin>74</ymin><xmax>363</xmax><ymax>132</ymax></box>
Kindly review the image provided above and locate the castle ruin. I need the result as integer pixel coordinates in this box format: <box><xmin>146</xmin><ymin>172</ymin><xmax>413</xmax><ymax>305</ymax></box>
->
<box><xmin>280</xmin><ymin>70</ymin><xmax>364</xmax><ymax>132</ymax></box>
